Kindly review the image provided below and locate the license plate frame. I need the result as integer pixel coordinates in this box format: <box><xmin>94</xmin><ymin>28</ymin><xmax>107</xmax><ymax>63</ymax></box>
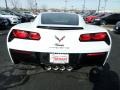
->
<box><xmin>50</xmin><ymin>54</ymin><xmax>69</xmax><ymax>64</ymax></box>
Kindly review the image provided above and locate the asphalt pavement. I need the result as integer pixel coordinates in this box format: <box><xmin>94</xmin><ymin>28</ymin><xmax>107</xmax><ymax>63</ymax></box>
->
<box><xmin>0</xmin><ymin>27</ymin><xmax>120</xmax><ymax>90</ymax></box>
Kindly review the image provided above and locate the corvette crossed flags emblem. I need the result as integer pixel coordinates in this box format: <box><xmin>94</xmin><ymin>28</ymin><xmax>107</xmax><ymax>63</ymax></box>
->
<box><xmin>55</xmin><ymin>35</ymin><xmax>65</xmax><ymax>42</ymax></box>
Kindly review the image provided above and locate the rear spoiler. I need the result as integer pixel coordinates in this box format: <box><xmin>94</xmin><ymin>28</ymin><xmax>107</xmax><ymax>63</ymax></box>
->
<box><xmin>37</xmin><ymin>26</ymin><xmax>83</xmax><ymax>30</ymax></box>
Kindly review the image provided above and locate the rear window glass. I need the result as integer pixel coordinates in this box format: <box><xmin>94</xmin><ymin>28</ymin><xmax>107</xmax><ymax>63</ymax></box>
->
<box><xmin>41</xmin><ymin>13</ymin><xmax>79</xmax><ymax>25</ymax></box>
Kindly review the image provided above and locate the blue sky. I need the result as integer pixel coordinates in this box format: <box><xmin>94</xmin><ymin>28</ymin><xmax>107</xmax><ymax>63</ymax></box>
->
<box><xmin>0</xmin><ymin>0</ymin><xmax>120</xmax><ymax>10</ymax></box>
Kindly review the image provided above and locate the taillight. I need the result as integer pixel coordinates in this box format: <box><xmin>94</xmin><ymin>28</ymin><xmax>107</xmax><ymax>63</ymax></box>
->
<box><xmin>80</xmin><ymin>32</ymin><xmax>107</xmax><ymax>41</ymax></box>
<box><xmin>92</xmin><ymin>32</ymin><xmax>107</xmax><ymax>41</ymax></box>
<box><xmin>80</xmin><ymin>34</ymin><xmax>91</xmax><ymax>41</ymax></box>
<box><xmin>29</xmin><ymin>32</ymin><xmax>41</xmax><ymax>40</ymax></box>
<box><xmin>13</xmin><ymin>30</ymin><xmax>28</xmax><ymax>39</ymax></box>
<box><xmin>12</xmin><ymin>29</ymin><xmax>40</xmax><ymax>40</ymax></box>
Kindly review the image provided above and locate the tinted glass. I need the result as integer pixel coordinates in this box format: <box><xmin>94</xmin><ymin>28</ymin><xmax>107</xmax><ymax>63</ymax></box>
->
<box><xmin>41</xmin><ymin>13</ymin><xmax>79</xmax><ymax>25</ymax></box>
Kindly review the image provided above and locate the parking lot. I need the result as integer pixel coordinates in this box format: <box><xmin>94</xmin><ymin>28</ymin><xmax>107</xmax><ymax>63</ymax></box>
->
<box><xmin>0</xmin><ymin>25</ymin><xmax>120</xmax><ymax>90</ymax></box>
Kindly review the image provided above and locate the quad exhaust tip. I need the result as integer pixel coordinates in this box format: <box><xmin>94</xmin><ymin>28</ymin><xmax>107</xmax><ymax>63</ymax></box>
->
<box><xmin>66</xmin><ymin>66</ymin><xmax>73</xmax><ymax>71</ymax></box>
<box><xmin>60</xmin><ymin>66</ymin><xmax>66</xmax><ymax>71</ymax></box>
<box><xmin>45</xmin><ymin>65</ymin><xmax>73</xmax><ymax>71</ymax></box>
<box><xmin>52</xmin><ymin>66</ymin><xmax>59</xmax><ymax>71</ymax></box>
<box><xmin>45</xmin><ymin>65</ymin><xmax>52</xmax><ymax>71</ymax></box>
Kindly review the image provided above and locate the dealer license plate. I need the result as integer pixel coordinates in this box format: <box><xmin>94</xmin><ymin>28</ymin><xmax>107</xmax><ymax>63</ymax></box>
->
<box><xmin>50</xmin><ymin>54</ymin><xmax>69</xmax><ymax>64</ymax></box>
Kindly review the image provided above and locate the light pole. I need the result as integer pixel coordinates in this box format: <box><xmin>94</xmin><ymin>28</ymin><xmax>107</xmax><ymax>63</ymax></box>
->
<box><xmin>35</xmin><ymin>0</ymin><xmax>37</xmax><ymax>10</ymax></box>
<box><xmin>104</xmin><ymin>0</ymin><xmax>108</xmax><ymax>13</ymax></box>
<box><xmin>5</xmin><ymin>0</ymin><xmax>8</xmax><ymax>9</ymax></box>
<box><xmin>98</xmin><ymin>0</ymin><xmax>101</xmax><ymax>13</ymax></box>
<box><xmin>64</xmin><ymin>0</ymin><xmax>68</xmax><ymax>12</ymax></box>
<box><xmin>83</xmin><ymin>0</ymin><xmax>86</xmax><ymax>12</ymax></box>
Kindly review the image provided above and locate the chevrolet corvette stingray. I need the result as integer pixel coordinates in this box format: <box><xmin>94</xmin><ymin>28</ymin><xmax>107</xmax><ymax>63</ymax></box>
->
<box><xmin>7</xmin><ymin>12</ymin><xmax>112</xmax><ymax>71</ymax></box>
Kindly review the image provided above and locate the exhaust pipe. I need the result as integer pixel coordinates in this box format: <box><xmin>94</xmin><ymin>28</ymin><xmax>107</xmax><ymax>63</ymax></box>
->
<box><xmin>60</xmin><ymin>66</ymin><xmax>65</xmax><ymax>71</ymax></box>
<box><xmin>66</xmin><ymin>66</ymin><xmax>73</xmax><ymax>71</ymax></box>
<box><xmin>52</xmin><ymin>66</ymin><xmax>59</xmax><ymax>71</ymax></box>
<box><xmin>45</xmin><ymin>65</ymin><xmax>52</xmax><ymax>71</ymax></box>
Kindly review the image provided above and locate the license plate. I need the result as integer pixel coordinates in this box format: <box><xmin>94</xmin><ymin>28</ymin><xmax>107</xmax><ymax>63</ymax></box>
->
<box><xmin>50</xmin><ymin>54</ymin><xmax>69</xmax><ymax>64</ymax></box>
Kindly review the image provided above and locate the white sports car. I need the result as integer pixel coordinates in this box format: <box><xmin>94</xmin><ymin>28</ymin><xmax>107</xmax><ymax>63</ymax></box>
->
<box><xmin>7</xmin><ymin>12</ymin><xmax>112</xmax><ymax>71</ymax></box>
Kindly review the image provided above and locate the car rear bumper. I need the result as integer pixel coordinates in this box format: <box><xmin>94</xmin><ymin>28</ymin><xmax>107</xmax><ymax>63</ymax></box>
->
<box><xmin>9</xmin><ymin>49</ymin><xmax>108</xmax><ymax>67</ymax></box>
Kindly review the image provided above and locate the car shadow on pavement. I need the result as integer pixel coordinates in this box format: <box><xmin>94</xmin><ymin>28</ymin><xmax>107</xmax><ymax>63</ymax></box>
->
<box><xmin>89</xmin><ymin>63</ymin><xmax>120</xmax><ymax>90</ymax></box>
<box><xmin>0</xmin><ymin>63</ymin><xmax>119</xmax><ymax>90</ymax></box>
<box><xmin>0</xmin><ymin>28</ymin><xmax>10</xmax><ymax>36</ymax></box>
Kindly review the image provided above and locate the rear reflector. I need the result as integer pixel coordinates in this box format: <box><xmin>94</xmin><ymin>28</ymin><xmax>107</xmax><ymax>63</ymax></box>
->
<box><xmin>12</xmin><ymin>29</ymin><xmax>40</xmax><ymax>40</ymax></box>
<box><xmin>13</xmin><ymin>50</ymin><xmax>32</xmax><ymax>54</ymax></box>
<box><xmin>87</xmin><ymin>52</ymin><xmax>105</xmax><ymax>57</ymax></box>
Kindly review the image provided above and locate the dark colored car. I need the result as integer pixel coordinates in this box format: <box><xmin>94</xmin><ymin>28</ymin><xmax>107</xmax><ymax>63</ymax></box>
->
<box><xmin>114</xmin><ymin>21</ymin><xmax>120</xmax><ymax>33</ymax></box>
<box><xmin>0</xmin><ymin>17</ymin><xmax>10</xmax><ymax>29</ymax></box>
<box><xmin>24</xmin><ymin>14</ymin><xmax>35</xmax><ymax>22</ymax></box>
<box><xmin>93</xmin><ymin>13</ymin><xmax>120</xmax><ymax>25</ymax></box>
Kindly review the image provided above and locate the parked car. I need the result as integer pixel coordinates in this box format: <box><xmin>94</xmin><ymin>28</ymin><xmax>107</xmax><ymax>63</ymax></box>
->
<box><xmin>7</xmin><ymin>12</ymin><xmax>112</xmax><ymax>72</ymax></box>
<box><xmin>85</xmin><ymin>15</ymin><xmax>97</xmax><ymax>23</ymax></box>
<box><xmin>0</xmin><ymin>10</ymin><xmax>20</xmax><ymax>25</ymax></box>
<box><xmin>93</xmin><ymin>13</ymin><xmax>120</xmax><ymax>25</ymax></box>
<box><xmin>3</xmin><ymin>9</ymin><xmax>31</xmax><ymax>22</ymax></box>
<box><xmin>22</xmin><ymin>11</ymin><xmax>37</xmax><ymax>18</ymax></box>
<box><xmin>24</xmin><ymin>14</ymin><xmax>35</xmax><ymax>22</ymax></box>
<box><xmin>114</xmin><ymin>21</ymin><xmax>120</xmax><ymax>33</ymax></box>
<box><xmin>85</xmin><ymin>13</ymin><xmax>105</xmax><ymax>23</ymax></box>
<box><xmin>21</xmin><ymin>11</ymin><xmax>36</xmax><ymax>22</ymax></box>
<box><xmin>80</xmin><ymin>10</ymin><xmax>96</xmax><ymax>19</ymax></box>
<box><xmin>0</xmin><ymin>17</ymin><xmax>10</xmax><ymax>29</ymax></box>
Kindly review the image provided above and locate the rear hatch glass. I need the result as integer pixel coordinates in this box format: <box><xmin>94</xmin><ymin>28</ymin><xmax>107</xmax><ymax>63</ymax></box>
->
<box><xmin>41</xmin><ymin>13</ymin><xmax>79</xmax><ymax>25</ymax></box>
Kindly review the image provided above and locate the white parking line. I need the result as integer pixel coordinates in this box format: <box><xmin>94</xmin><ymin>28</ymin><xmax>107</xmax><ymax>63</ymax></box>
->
<box><xmin>106</xmin><ymin>28</ymin><xmax>114</xmax><ymax>31</ymax></box>
<box><xmin>0</xmin><ymin>33</ymin><xmax>3</xmax><ymax>35</ymax></box>
<box><xmin>0</xmin><ymin>32</ymin><xmax>8</xmax><ymax>35</ymax></box>
<box><xmin>101</xmin><ymin>25</ymin><xmax>114</xmax><ymax>31</ymax></box>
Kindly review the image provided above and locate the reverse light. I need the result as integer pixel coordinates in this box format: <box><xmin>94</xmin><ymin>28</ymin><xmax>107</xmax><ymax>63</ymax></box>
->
<box><xmin>12</xmin><ymin>29</ymin><xmax>40</xmax><ymax>40</ymax></box>
<box><xmin>80</xmin><ymin>32</ymin><xmax>107</xmax><ymax>41</ymax></box>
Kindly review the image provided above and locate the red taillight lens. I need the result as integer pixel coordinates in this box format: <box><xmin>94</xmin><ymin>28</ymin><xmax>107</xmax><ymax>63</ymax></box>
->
<box><xmin>12</xmin><ymin>29</ymin><xmax>40</xmax><ymax>40</ymax></box>
<box><xmin>80</xmin><ymin>34</ymin><xmax>91</xmax><ymax>41</ymax></box>
<box><xmin>13</xmin><ymin>30</ymin><xmax>28</xmax><ymax>39</ymax></box>
<box><xmin>80</xmin><ymin>32</ymin><xmax>107</xmax><ymax>41</ymax></box>
<box><xmin>29</xmin><ymin>32</ymin><xmax>41</xmax><ymax>40</ymax></box>
<box><xmin>92</xmin><ymin>32</ymin><xmax>107</xmax><ymax>41</ymax></box>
